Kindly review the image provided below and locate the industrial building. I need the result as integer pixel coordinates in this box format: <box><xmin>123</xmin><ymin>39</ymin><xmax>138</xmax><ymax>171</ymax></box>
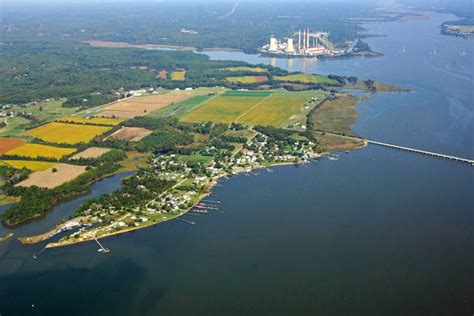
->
<box><xmin>260</xmin><ymin>28</ymin><xmax>344</xmax><ymax>58</ymax></box>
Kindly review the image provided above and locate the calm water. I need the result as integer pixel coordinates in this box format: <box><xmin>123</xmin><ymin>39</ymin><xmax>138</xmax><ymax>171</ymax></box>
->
<box><xmin>1</xmin><ymin>14</ymin><xmax>473</xmax><ymax>315</ymax></box>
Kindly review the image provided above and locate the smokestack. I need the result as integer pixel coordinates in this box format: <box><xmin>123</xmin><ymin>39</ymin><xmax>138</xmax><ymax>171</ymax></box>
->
<box><xmin>298</xmin><ymin>30</ymin><xmax>301</xmax><ymax>51</ymax></box>
<box><xmin>306</xmin><ymin>28</ymin><xmax>310</xmax><ymax>49</ymax></box>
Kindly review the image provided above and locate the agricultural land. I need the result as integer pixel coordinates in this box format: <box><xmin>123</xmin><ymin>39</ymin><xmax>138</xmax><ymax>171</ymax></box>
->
<box><xmin>70</xmin><ymin>147</ymin><xmax>112</xmax><ymax>160</ymax></box>
<box><xmin>24</xmin><ymin>122</ymin><xmax>111</xmax><ymax>145</ymax></box>
<box><xmin>16</xmin><ymin>164</ymin><xmax>87</xmax><ymax>189</ymax></box>
<box><xmin>226</xmin><ymin>76</ymin><xmax>268</xmax><ymax>84</ymax></box>
<box><xmin>224</xmin><ymin>66</ymin><xmax>267</xmax><ymax>73</ymax></box>
<box><xmin>0</xmin><ymin>139</ymin><xmax>26</xmax><ymax>154</ymax></box>
<box><xmin>2</xmin><ymin>160</ymin><xmax>57</xmax><ymax>171</ymax></box>
<box><xmin>181</xmin><ymin>90</ymin><xmax>326</xmax><ymax>127</ymax></box>
<box><xmin>274</xmin><ymin>74</ymin><xmax>339</xmax><ymax>85</ymax></box>
<box><xmin>100</xmin><ymin>92</ymin><xmax>193</xmax><ymax>118</ymax></box>
<box><xmin>57</xmin><ymin>117</ymin><xmax>125</xmax><ymax>126</ymax></box>
<box><xmin>5</xmin><ymin>143</ymin><xmax>77</xmax><ymax>159</ymax></box>
<box><xmin>171</xmin><ymin>70</ymin><xmax>186</xmax><ymax>81</ymax></box>
<box><xmin>108</xmin><ymin>127</ymin><xmax>153</xmax><ymax>142</ymax></box>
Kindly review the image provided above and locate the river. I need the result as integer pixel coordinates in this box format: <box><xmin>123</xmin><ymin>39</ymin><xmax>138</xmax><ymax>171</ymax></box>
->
<box><xmin>0</xmin><ymin>13</ymin><xmax>472</xmax><ymax>315</ymax></box>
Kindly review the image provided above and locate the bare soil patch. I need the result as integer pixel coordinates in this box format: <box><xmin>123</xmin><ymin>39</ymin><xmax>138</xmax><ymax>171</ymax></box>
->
<box><xmin>100</xmin><ymin>93</ymin><xmax>192</xmax><ymax>118</ymax></box>
<box><xmin>0</xmin><ymin>138</ymin><xmax>26</xmax><ymax>154</ymax></box>
<box><xmin>108</xmin><ymin>127</ymin><xmax>152</xmax><ymax>142</ymax></box>
<box><xmin>16</xmin><ymin>163</ymin><xmax>87</xmax><ymax>189</ymax></box>
<box><xmin>70</xmin><ymin>147</ymin><xmax>111</xmax><ymax>160</ymax></box>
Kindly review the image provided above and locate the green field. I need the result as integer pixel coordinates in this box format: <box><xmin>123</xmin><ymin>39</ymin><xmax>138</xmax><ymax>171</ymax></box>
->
<box><xmin>178</xmin><ymin>154</ymin><xmax>214</xmax><ymax>164</ymax></box>
<box><xmin>0</xmin><ymin>99</ymin><xmax>79</xmax><ymax>136</ymax></box>
<box><xmin>222</xmin><ymin>91</ymin><xmax>272</xmax><ymax>97</ymax></box>
<box><xmin>224</xmin><ymin>66</ymin><xmax>267</xmax><ymax>73</ymax></box>
<box><xmin>226</xmin><ymin>76</ymin><xmax>268</xmax><ymax>84</ymax></box>
<box><xmin>236</xmin><ymin>91</ymin><xmax>326</xmax><ymax>127</ymax></box>
<box><xmin>181</xmin><ymin>90</ymin><xmax>326</xmax><ymax>127</ymax></box>
<box><xmin>180</xmin><ymin>91</ymin><xmax>271</xmax><ymax>124</ymax></box>
<box><xmin>274</xmin><ymin>74</ymin><xmax>338</xmax><ymax>85</ymax></box>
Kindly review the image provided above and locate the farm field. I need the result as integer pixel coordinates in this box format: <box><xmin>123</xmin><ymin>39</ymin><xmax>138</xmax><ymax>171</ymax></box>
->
<box><xmin>108</xmin><ymin>127</ymin><xmax>152</xmax><ymax>142</ymax></box>
<box><xmin>181</xmin><ymin>90</ymin><xmax>324</xmax><ymax>127</ymax></box>
<box><xmin>5</xmin><ymin>143</ymin><xmax>76</xmax><ymax>159</ymax></box>
<box><xmin>236</xmin><ymin>91</ymin><xmax>326</xmax><ymax>127</ymax></box>
<box><xmin>100</xmin><ymin>92</ymin><xmax>193</xmax><ymax>118</ymax></box>
<box><xmin>171</xmin><ymin>70</ymin><xmax>186</xmax><ymax>80</ymax></box>
<box><xmin>180</xmin><ymin>91</ymin><xmax>271</xmax><ymax>124</ymax></box>
<box><xmin>0</xmin><ymin>99</ymin><xmax>79</xmax><ymax>136</ymax></box>
<box><xmin>2</xmin><ymin>160</ymin><xmax>57</xmax><ymax>171</ymax></box>
<box><xmin>24</xmin><ymin>122</ymin><xmax>111</xmax><ymax>144</ymax></box>
<box><xmin>16</xmin><ymin>163</ymin><xmax>87</xmax><ymax>189</ymax></box>
<box><xmin>274</xmin><ymin>74</ymin><xmax>338</xmax><ymax>85</ymax></box>
<box><xmin>0</xmin><ymin>138</ymin><xmax>26</xmax><ymax>154</ymax></box>
<box><xmin>224</xmin><ymin>66</ymin><xmax>267</xmax><ymax>73</ymax></box>
<box><xmin>70</xmin><ymin>147</ymin><xmax>112</xmax><ymax>160</ymax></box>
<box><xmin>57</xmin><ymin>117</ymin><xmax>125</xmax><ymax>126</ymax></box>
<box><xmin>226</xmin><ymin>76</ymin><xmax>268</xmax><ymax>84</ymax></box>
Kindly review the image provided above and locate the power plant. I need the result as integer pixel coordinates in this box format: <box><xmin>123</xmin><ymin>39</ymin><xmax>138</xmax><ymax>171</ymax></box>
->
<box><xmin>260</xmin><ymin>28</ymin><xmax>345</xmax><ymax>58</ymax></box>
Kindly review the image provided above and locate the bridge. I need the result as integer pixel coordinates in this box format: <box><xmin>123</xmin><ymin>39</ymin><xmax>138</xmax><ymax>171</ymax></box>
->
<box><xmin>366</xmin><ymin>140</ymin><xmax>474</xmax><ymax>165</ymax></box>
<box><xmin>314</xmin><ymin>131</ymin><xmax>474</xmax><ymax>166</ymax></box>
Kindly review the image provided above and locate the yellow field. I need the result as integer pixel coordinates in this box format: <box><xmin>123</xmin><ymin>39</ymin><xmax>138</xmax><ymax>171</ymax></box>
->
<box><xmin>6</xmin><ymin>143</ymin><xmax>76</xmax><ymax>159</ymax></box>
<box><xmin>24</xmin><ymin>122</ymin><xmax>112</xmax><ymax>144</ymax></box>
<box><xmin>3</xmin><ymin>160</ymin><xmax>57</xmax><ymax>171</ymax></box>
<box><xmin>171</xmin><ymin>71</ymin><xmax>186</xmax><ymax>80</ymax></box>
<box><xmin>226</xmin><ymin>76</ymin><xmax>268</xmax><ymax>84</ymax></box>
<box><xmin>224</xmin><ymin>66</ymin><xmax>267</xmax><ymax>73</ymax></box>
<box><xmin>57</xmin><ymin>117</ymin><xmax>125</xmax><ymax>126</ymax></box>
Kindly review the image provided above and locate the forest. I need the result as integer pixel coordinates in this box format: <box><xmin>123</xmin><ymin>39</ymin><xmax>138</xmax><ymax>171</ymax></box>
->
<box><xmin>1</xmin><ymin>2</ymin><xmax>385</xmax><ymax>53</ymax></box>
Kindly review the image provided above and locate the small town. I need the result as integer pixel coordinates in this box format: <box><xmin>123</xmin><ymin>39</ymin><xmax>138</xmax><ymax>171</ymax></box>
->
<box><xmin>44</xmin><ymin>125</ymin><xmax>321</xmax><ymax>247</ymax></box>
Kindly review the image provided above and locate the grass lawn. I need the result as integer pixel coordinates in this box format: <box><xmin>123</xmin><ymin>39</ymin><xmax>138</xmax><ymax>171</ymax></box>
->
<box><xmin>274</xmin><ymin>74</ymin><xmax>338</xmax><ymax>85</ymax></box>
<box><xmin>178</xmin><ymin>154</ymin><xmax>214</xmax><ymax>164</ymax></box>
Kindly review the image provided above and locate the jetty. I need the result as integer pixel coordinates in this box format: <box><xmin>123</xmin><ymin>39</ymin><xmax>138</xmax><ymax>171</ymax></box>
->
<box><xmin>95</xmin><ymin>238</ymin><xmax>110</xmax><ymax>253</ymax></box>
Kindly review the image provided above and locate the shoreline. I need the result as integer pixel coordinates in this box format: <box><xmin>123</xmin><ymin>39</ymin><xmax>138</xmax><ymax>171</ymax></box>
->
<box><xmin>32</xmin><ymin>155</ymin><xmax>322</xmax><ymax>249</ymax></box>
<box><xmin>0</xmin><ymin>232</ymin><xmax>14</xmax><ymax>243</ymax></box>
<box><xmin>20</xmin><ymin>134</ymin><xmax>367</xmax><ymax>250</ymax></box>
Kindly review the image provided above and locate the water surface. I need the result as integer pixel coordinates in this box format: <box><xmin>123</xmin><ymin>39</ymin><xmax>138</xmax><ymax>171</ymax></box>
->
<box><xmin>0</xmin><ymin>13</ymin><xmax>473</xmax><ymax>315</ymax></box>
